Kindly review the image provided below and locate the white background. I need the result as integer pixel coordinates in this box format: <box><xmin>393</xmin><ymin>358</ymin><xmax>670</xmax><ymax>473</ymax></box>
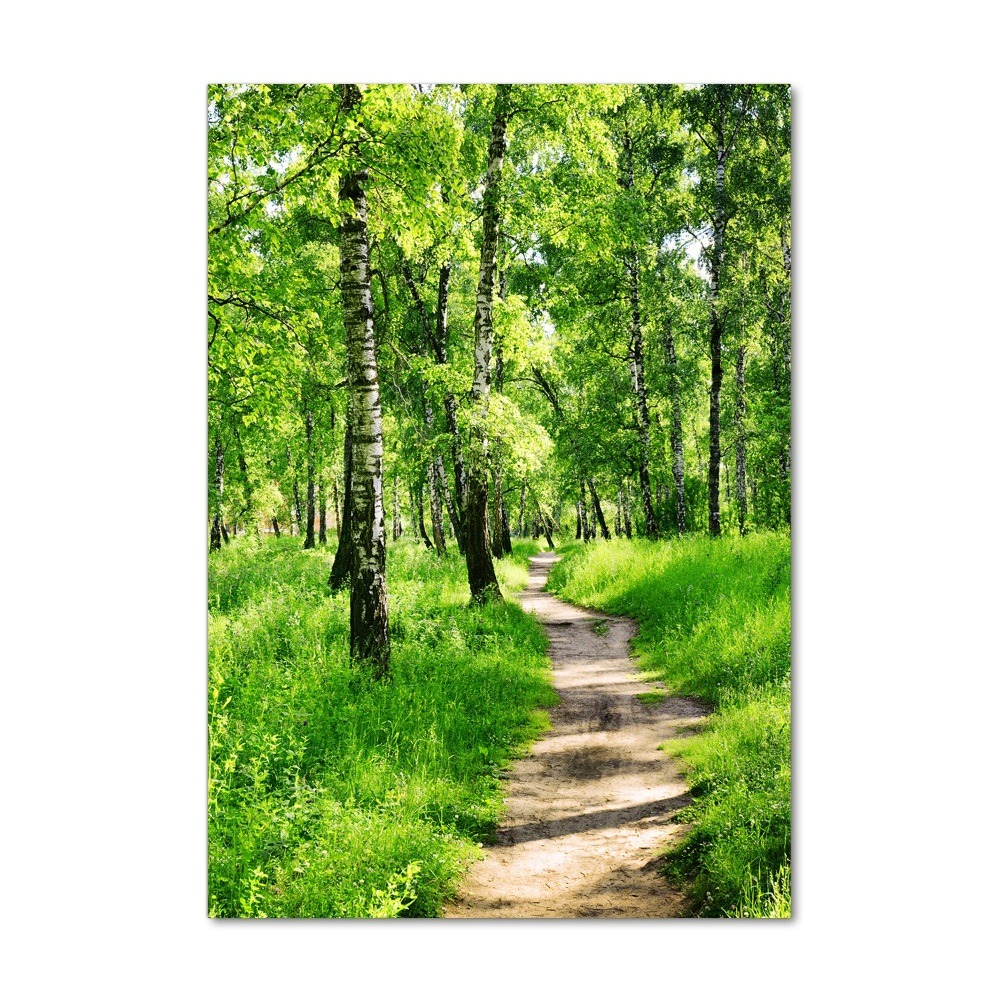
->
<box><xmin>2</xmin><ymin>1</ymin><xmax>997</xmax><ymax>996</ymax></box>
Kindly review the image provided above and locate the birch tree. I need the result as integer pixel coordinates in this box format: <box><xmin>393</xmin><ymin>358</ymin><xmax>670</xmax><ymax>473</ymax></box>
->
<box><xmin>338</xmin><ymin>84</ymin><xmax>390</xmax><ymax>675</ymax></box>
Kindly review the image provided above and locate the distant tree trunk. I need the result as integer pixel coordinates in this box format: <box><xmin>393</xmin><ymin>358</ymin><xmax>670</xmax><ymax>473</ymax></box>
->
<box><xmin>489</xmin><ymin>356</ymin><xmax>513</xmax><ymax>559</ymax></box>
<box><xmin>415</xmin><ymin>482</ymin><xmax>433</xmax><ymax>550</ymax></box>
<box><xmin>332</xmin><ymin>479</ymin><xmax>341</xmax><ymax>538</ymax></box>
<box><xmin>620</xmin><ymin>122</ymin><xmax>658</xmax><ymax>542</ymax></box>
<box><xmin>392</xmin><ymin>476</ymin><xmax>402</xmax><ymax>540</ymax></box>
<box><xmin>408</xmin><ymin>485</ymin><xmax>418</xmax><ymax>540</ymax></box>
<box><xmin>735</xmin><ymin>342</ymin><xmax>748</xmax><ymax>535</ymax></box>
<box><xmin>210</xmin><ymin>435</ymin><xmax>224</xmax><ymax>551</ymax></box>
<box><xmin>464</xmin><ymin>84</ymin><xmax>510</xmax><ymax>603</ymax></box>
<box><xmin>427</xmin><ymin>460</ymin><xmax>446</xmax><ymax>555</ymax></box>
<box><xmin>707</xmin><ymin>91</ymin><xmax>735</xmax><ymax>539</ymax></box>
<box><xmin>437</xmin><ymin>459</ymin><xmax>462</xmax><ymax>551</ymax></box>
<box><xmin>304</xmin><ymin>409</ymin><xmax>316</xmax><ymax>549</ymax></box>
<box><xmin>234</xmin><ymin>426</ymin><xmax>256</xmax><ymax>535</ymax></box>
<box><xmin>665</xmin><ymin>318</ymin><xmax>687</xmax><ymax>534</ymax></box>
<box><xmin>328</xmin><ymin>420</ymin><xmax>353</xmax><ymax>590</ymax></box>
<box><xmin>435</xmin><ymin>263</ymin><xmax>467</xmax><ymax>540</ymax></box>
<box><xmin>623</xmin><ymin>480</ymin><xmax>633</xmax><ymax>539</ymax></box>
<box><xmin>338</xmin><ymin>82</ymin><xmax>390</xmax><ymax>675</ymax></box>
<box><xmin>579</xmin><ymin>481</ymin><xmax>591</xmax><ymax>542</ymax></box>
<box><xmin>575</xmin><ymin>502</ymin><xmax>582</xmax><ymax>539</ymax></box>
<box><xmin>271</xmin><ymin>517</ymin><xmax>281</xmax><ymax>538</ymax></box>
<box><xmin>588</xmin><ymin>477</ymin><xmax>610</xmax><ymax>540</ymax></box>
<box><xmin>518</xmin><ymin>482</ymin><xmax>526</xmax><ymax>537</ymax></box>
<box><xmin>615</xmin><ymin>491</ymin><xmax>623</xmax><ymax>536</ymax></box>
<box><xmin>627</xmin><ymin>252</ymin><xmax>658</xmax><ymax>540</ymax></box>
<box><xmin>692</xmin><ymin>416</ymin><xmax>705</xmax><ymax>475</ymax></box>
<box><xmin>221</xmin><ymin>522</ymin><xmax>230</xmax><ymax>545</ymax></box>
<box><xmin>318</xmin><ymin>473</ymin><xmax>327</xmax><ymax>545</ymax></box>
<box><xmin>535</xmin><ymin>500</ymin><xmax>555</xmax><ymax>548</ymax></box>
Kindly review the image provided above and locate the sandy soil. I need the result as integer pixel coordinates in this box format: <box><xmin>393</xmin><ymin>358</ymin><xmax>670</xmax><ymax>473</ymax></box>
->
<box><xmin>444</xmin><ymin>551</ymin><xmax>707</xmax><ymax>918</ymax></box>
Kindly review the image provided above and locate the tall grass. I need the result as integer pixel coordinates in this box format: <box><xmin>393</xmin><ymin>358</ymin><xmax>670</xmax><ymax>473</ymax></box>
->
<box><xmin>547</xmin><ymin>532</ymin><xmax>791</xmax><ymax>917</ymax></box>
<box><xmin>208</xmin><ymin>535</ymin><xmax>553</xmax><ymax>917</ymax></box>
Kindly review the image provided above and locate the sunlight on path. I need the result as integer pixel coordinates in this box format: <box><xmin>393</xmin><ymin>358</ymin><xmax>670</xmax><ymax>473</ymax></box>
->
<box><xmin>444</xmin><ymin>551</ymin><xmax>706</xmax><ymax>918</ymax></box>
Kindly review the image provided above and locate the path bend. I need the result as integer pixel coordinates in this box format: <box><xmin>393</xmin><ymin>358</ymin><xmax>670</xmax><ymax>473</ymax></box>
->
<box><xmin>444</xmin><ymin>550</ymin><xmax>706</xmax><ymax>918</ymax></box>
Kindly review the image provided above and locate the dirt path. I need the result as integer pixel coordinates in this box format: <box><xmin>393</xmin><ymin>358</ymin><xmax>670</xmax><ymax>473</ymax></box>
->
<box><xmin>444</xmin><ymin>551</ymin><xmax>707</xmax><ymax>918</ymax></box>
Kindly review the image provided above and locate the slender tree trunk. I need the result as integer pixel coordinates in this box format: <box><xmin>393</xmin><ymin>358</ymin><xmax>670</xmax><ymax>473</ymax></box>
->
<box><xmin>318</xmin><ymin>474</ymin><xmax>327</xmax><ymax>545</ymax></box>
<box><xmin>627</xmin><ymin>252</ymin><xmax>658</xmax><ymax>539</ymax></box>
<box><xmin>435</xmin><ymin>262</ymin><xmax>467</xmax><ymax>536</ymax></box>
<box><xmin>271</xmin><ymin>517</ymin><xmax>281</xmax><ymax>538</ymax></box>
<box><xmin>665</xmin><ymin>318</ymin><xmax>687</xmax><ymax>534</ymax></box>
<box><xmin>623</xmin><ymin>480</ymin><xmax>633</xmax><ymax>539</ymax></box>
<box><xmin>408</xmin><ymin>485</ymin><xmax>418</xmax><ymax>540</ymax></box>
<box><xmin>708</xmin><ymin>108</ymin><xmax>727</xmax><ymax>538</ymax></box>
<box><xmin>464</xmin><ymin>84</ymin><xmax>510</xmax><ymax>603</ymax></box>
<box><xmin>221</xmin><ymin>522</ymin><xmax>230</xmax><ymax>545</ymax></box>
<box><xmin>518</xmin><ymin>482</ymin><xmax>526</xmax><ymax>537</ymax></box>
<box><xmin>210</xmin><ymin>435</ymin><xmax>224</xmax><ymax>550</ymax></box>
<box><xmin>575</xmin><ymin>502</ymin><xmax>582</xmax><ymax>539</ymax></box>
<box><xmin>535</xmin><ymin>500</ymin><xmax>554</xmax><ymax>548</ymax></box>
<box><xmin>328</xmin><ymin>422</ymin><xmax>353</xmax><ymax>589</ymax></box>
<box><xmin>615</xmin><ymin>491</ymin><xmax>623</xmax><ymax>536</ymax></box>
<box><xmin>338</xmin><ymin>82</ymin><xmax>389</xmax><ymax>675</ymax></box>
<box><xmin>587</xmin><ymin>477</ymin><xmax>611</xmax><ymax>540</ymax></box>
<box><xmin>304</xmin><ymin>409</ymin><xmax>316</xmax><ymax>549</ymax></box>
<box><xmin>735</xmin><ymin>342</ymin><xmax>748</xmax><ymax>536</ymax></box>
<box><xmin>332</xmin><ymin>479</ymin><xmax>341</xmax><ymax>538</ymax></box>
<box><xmin>415</xmin><ymin>482</ymin><xmax>433</xmax><ymax>550</ymax></box>
<box><xmin>234</xmin><ymin>427</ymin><xmax>256</xmax><ymax>535</ymax></box>
<box><xmin>427</xmin><ymin>462</ymin><xmax>446</xmax><ymax>555</ymax></box>
<box><xmin>392</xmin><ymin>476</ymin><xmax>402</xmax><ymax>540</ymax></box>
<box><xmin>437</xmin><ymin>458</ymin><xmax>462</xmax><ymax>552</ymax></box>
<box><xmin>489</xmin><ymin>339</ymin><xmax>513</xmax><ymax>558</ymax></box>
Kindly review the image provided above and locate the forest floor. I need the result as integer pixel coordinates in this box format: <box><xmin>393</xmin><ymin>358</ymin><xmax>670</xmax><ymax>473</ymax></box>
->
<box><xmin>444</xmin><ymin>551</ymin><xmax>707</xmax><ymax>918</ymax></box>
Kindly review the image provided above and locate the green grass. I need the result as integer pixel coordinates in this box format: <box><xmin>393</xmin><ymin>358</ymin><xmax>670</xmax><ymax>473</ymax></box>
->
<box><xmin>547</xmin><ymin>532</ymin><xmax>791</xmax><ymax>917</ymax></box>
<box><xmin>208</xmin><ymin>534</ymin><xmax>554</xmax><ymax>917</ymax></box>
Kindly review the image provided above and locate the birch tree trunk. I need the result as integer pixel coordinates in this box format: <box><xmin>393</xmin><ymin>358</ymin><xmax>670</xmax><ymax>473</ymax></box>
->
<box><xmin>489</xmin><ymin>341</ymin><xmax>513</xmax><ymax>558</ymax></box>
<box><xmin>664</xmin><ymin>318</ymin><xmax>687</xmax><ymax>534</ymax></box>
<box><xmin>735</xmin><ymin>342</ymin><xmax>748</xmax><ymax>536</ymax></box>
<box><xmin>328</xmin><ymin>424</ymin><xmax>353</xmax><ymax>591</ymax></box>
<box><xmin>210</xmin><ymin>435</ymin><xmax>224</xmax><ymax>550</ymax></box>
<box><xmin>627</xmin><ymin>251</ymin><xmax>658</xmax><ymax>540</ymax></box>
<box><xmin>422</xmin><ymin>388</ymin><xmax>447</xmax><ymax>555</ymax></box>
<box><xmin>435</xmin><ymin>262</ymin><xmax>467</xmax><ymax>541</ymax></box>
<box><xmin>415</xmin><ymin>482</ymin><xmax>433</xmax><ymax>550</ymax></box>
<box><xmin>587</xmin><ymin>477</ymin><xmax>610</xmax><ymax>540</ymax></box>
<box><xmin>318</xmin><ymin>474</ymin><xmax>327</xmax><ymax>544</ymax></box>
<box><xmin>392</xmin><ymin>476</ymin><xmax>402</xmax><ymax>540</ymax></box>
<box><xmin>304</xmin><ymin>409</ymin><xmax>316</xmax><ymax>549</ymax></box>
<box><xmin>464</xmin><ymin>84</ymin><xmax>510</xmax><ymax>603</ymax></box>
<box><xmin>427</xmin><ymin>460</ymin><xmax>446</xmax><ymax>555</ymax></box>
<box><xmin>337</xmin><ymin>84</ymin><xmax>390</xmax><ymax>676</ymax></box>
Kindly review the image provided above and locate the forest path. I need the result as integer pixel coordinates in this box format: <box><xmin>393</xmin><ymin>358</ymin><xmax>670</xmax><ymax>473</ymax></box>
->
<box><xmin>444</xmin><ymin>550</ymin><xmax>706</xmax><ymax>918</ymax></box>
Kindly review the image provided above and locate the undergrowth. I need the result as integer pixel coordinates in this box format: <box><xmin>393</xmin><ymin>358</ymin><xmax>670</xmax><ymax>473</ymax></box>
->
<box><xmin>208</xmin><ymin>534</ymin><xmax>552</xmax><ymax>918</ymax></box>
<box><xmin>547</xmin><ymin>532</ymin><xmax>791</xmax><ymax>918</ymax></box>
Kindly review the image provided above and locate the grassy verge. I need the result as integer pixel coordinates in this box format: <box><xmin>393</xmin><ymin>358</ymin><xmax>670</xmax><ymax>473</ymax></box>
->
<box><xmin>208</xmin><ymin>535</ymin><xmax>553</xmax><ymax>917</ymax></box>
<box><xmin>547</xmin><ymin>532</ymin><xmax>791</xmax><ymax>917</ymax></box>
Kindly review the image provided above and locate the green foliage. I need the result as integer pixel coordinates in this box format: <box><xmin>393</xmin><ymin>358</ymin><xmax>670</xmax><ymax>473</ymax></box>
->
<box><xmin>547</xmin><ymin>532</ymin><xmax>791</xmax><ymax>916</ymax></box>
<box><xmin>208</xmin><ymin>536</ymin><xmax>554</xmax><ymax>917</ymax></box>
